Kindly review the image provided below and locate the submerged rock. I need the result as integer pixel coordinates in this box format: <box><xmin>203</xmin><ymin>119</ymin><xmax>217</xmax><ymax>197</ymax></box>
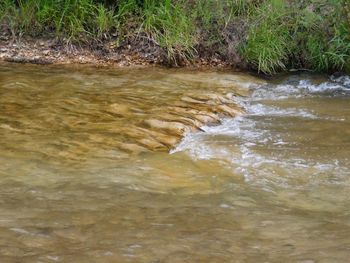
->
<box><xmin>216</xmin><ymin>104</ymin><xmax>245</xmax><ymax>117</ymax></box>
<box><xmin>136</xmin><ymin>138</ymin><xmax>167</xmax><ymax>151</ymax></box>
<box><xmin>78</xmin><ymin>89</ymin><xmax>247</xmax><ymax>155</ymax></box>
<box><xmin>144</xmin><ymin>119</ymin><xmax>193</xmax><ymax>136</ymax></box>
<box><xmin>117</xmin><ymin>90</ymin><xmax>246</xmax><ymax>152</ymax></box>
<box><xmin>0</xmin><ymin>65</ymin><xmax>247</xmax><ymax>155</ymax></box>
<box><xmin>136</xmin><ymin>127</ymin><xmax>181</xmax><ymax>148</ymax></box>
<box><xmin>106</xmin><ymin>103</ymin><xmax>131</xmax><ymax>117</ymax></box>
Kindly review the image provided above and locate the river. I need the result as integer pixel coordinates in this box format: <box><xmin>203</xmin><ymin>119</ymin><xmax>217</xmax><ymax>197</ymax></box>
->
<box><xmin>0</xmin><ymin>63</ymin><xmax>349</xmax><ymax>262</ymax></box>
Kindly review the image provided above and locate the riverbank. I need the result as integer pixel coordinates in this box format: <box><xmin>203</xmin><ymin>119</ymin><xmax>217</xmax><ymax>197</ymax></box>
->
<box><xmin>0</xmin><ymin>36</ymin><xmax>233</xmax><ymax>68</ymax></box>
<box><xmin>1</xmin><ymin>0</ymin><xmax>349</xmax><ymax>74</ymax></box>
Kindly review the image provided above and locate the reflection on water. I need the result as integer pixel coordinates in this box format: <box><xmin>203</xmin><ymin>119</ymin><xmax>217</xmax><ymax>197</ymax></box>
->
<box><xmin>0</xmin><ymin>63</ymin><xmax>350</xmax><ymax>262</ymax></box>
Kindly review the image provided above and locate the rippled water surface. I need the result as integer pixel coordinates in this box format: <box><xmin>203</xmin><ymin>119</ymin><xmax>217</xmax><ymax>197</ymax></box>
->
<box><xmin>0</xmin><ymin>63</ymin><xmax>349</xmax><ymax>262</ymax></box>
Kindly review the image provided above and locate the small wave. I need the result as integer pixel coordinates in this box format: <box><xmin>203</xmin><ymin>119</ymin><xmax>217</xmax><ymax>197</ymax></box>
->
<box><xmin>173</xmin><ymin>131</ymin><xmax>349</xmax><ymax>190</ymax></box>
<box><xmin>233</xmin><ymin>145</ymin><xmax>349</xmax><ymax>189</ymax></box>
<box><xmin>248</xmin><ymin>104</ymin><xmax>318</xmax><ymax>119</ymax></box>
<box><xmin>250</xmin><ymin>77</ymin><xmax>350</xmax><ymax>100</ymax></box>
<box><xmin>173</xmin><ymin>75</ymin><xmax>350</xmax><ymax>190</ymax></box>
<box><xmin>330</xmin><ymin>75</ymin><xmax>350</xmax><ymax>88</ymax></box>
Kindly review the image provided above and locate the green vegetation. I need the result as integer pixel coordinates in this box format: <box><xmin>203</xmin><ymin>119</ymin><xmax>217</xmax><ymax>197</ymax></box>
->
<box><xmin>240</xmin><ymin>0</ymin><xmax>350</xmax><ymax>74</ymax></box>
<box><xmin>240</xmin><ymin>0</ymin><xmax>291</xmax><ymax>74</ymax></box>
<box><xmin>0</xmin><ymin>0</ymin><xmax>117</xmax><ymax>41</ymax></box>
<box><xmin>141</xmin><ymin>0</ymin><xmax>196</xmax><ymax>63</ymax></box>
<box><xmin>0</xmin><ymin>0</ymin><xmax>349</xmax><ymax>74</ymax></box>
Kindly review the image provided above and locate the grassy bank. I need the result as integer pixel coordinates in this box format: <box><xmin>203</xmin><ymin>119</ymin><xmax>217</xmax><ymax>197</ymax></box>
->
<box><xmin>1</xmin><ymin>0</ymin><xmax>349</xmax><ymax>74</ymax></box>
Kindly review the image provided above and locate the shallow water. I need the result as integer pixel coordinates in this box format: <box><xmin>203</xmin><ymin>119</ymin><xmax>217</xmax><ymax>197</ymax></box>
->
<box><xmin>0</xmin><ymin>64</ymin><xmax>349</xmax><ymax>263</ymax></box>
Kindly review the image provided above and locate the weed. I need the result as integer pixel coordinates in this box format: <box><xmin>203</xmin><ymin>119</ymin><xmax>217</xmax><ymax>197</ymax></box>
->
<box><xmin>240</xmin><ymin>0</ymin><xmax>290</xmax><ymax>74</ymax></box>
<box><xmin>0</xmin><ymin>0</ymin><xmax>349</xmax><ymax>73</ymax></box>
<box><xmin>142</xmin><ymin>0</ymin><xmax>197</xmax><ymax>63</ymax></box>
<box><xmin>293</xmin><ymin>0</ymin><xmax>350</xmax><ymax>72</ymax></box>
<box><xmin>95</xmin><ymin>3</ymin><xmax>116</xmax><ymax>38</ymax></box>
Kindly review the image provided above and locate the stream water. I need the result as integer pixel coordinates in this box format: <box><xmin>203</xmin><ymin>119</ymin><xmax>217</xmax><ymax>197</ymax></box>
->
<box><xmin>0</xmin><ymin>63</ymin><xmax>349</xmax><ymax>263</ymax></box>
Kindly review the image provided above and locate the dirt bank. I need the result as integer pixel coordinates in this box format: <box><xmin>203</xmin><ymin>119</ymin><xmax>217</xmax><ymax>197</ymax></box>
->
<box><xmin>0</xmin><ymin>35</ymin><xmax>236</xmax><ymax>69</ymax></box>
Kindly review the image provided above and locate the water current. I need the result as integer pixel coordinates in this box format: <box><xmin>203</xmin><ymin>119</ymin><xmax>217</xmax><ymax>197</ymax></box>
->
<box><xmin>0</xmin><ymin>63</ymin><xmax>349</xmax><ymax>262</ymax></box>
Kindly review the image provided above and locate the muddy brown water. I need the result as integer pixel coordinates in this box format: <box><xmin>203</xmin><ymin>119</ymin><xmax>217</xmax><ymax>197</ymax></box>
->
<box><xmin>0</xmin><ymin>63</ymin><xmax>349</xmax><ymax>262</ymax></box>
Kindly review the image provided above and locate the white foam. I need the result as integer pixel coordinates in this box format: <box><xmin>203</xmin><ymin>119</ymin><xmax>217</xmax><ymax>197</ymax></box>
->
<box><xmin>250</xmin><ymin>77</ymin><xmax>350</xmax><ymax>101</ymax></box>
<box><xmin>248</xmin><ymin>103</ymin><xmax>318</xmax><ymax>119</ymax></box>
<box><xmin>330</xmin><ymin>75</ymin><xmax>350</xmax><ymax>87</ymax></box>
<box><xmin>172</xmin><ymin>75</ymin><xmax>350</xmax><ymax>189</ymax></box>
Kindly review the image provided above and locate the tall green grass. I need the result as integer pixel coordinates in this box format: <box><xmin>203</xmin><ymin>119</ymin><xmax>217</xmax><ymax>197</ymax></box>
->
<box><xmin>0</xmin><ymin>0</ymin><xmax>349</xmax><ymax>73</ymax></box>
<box><xmin>241</xmin><ymin>0</ymin><xmax>350</xmax><ymax>74</ymax></box>
<box><xmin>95</xmin><ymin>3</ymin><xmax>117</xmax><ymax>38</ymax></box>
<box><xmin>294</xmin><ymin>0</ymin><xmax>350</xmax><ymax>72</ymax></box>
<box><xmin>0</xmin><ymin>0</ymin><xmax>116</xmax><ymax>41</ymax></box>
<box><xmin>142</xmin><ymin>0</ymin><xmax>196</xmax><ymax>63</ymax></box>
<box><xmin>107</xmin><ymin>0</ymin><xmax>196</xmax><ymax>63</ymax></box>
<box><xmin>240</xmin><ymin>0</ymin><xmax>290</xmax><ymax>74</ymax></box>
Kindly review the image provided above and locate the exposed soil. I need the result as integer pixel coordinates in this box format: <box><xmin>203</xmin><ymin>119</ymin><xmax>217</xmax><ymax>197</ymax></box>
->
<box><xmin>0</xmin><ymin>33</ymin><xmax>238</xmax><ymax>69</ymax></box>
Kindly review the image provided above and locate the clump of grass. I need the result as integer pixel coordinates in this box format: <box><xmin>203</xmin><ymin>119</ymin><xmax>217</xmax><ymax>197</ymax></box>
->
<box><xmin>240</xmin><ymin>0</ymin><xmax>349</xmax><ymax>74</ymax></box>
<box><xmin>115</xmin><ymin>0</ymin><xmax>140</xmax><ymax>19</ymax></box>
<box><xmin>193</xmin><ymin>0</ymin><xmax>258</xmax><ymax>29</ymax></box>
<box><xmin>141</xmin><ymin>0</ymin><xmax>197</xmax><ymax>64</ymax></box>
<box><xmin>111</xmin><ymin>0</ymin><xmax>197</xmax><ymax>63</ymax></box>
<box><xmin>94</xmin><ymin>3</ymin><xmax>116</xmax><ymax>38</ymax></box>
<box><xmin>293</xmin><ymin>0</ymin><xmax>350</xmax><ymax>72</ymax></box>
<box><xmin>37</xmin><ymin>0</ymin><xmax>96</xmax><ymax>41</ymax></box>
<box><xmin>0</xmin><ymin>0</ymin><xmax>113</xmax><ymax>42</ymax></box>
<box><xmin>0</xmin><ymin>0</ymin><xmax>20</xmax><ymax>38</ymax></box>
<box><xmin>240</xmin><ymin>0</ymin><xmax>290</xmax><ymax>74</ymax></box>
<box><xmin>305</xmin><ymin>32</ymin><xmax>350</xmax><ymax>72</ymax></box>
<box><xmin>189</xmin><ymin>0</ymin><xmax>260</xmax><ymax>61</ymax></box>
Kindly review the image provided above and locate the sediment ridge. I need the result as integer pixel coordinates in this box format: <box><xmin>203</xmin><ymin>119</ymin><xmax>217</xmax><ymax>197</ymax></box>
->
<box><xmin>1</xmin><ymin>65</ymin><xmax>260</xmax><ymax>158</ymax></box>
<box><xmin>102</xmin><ymin>91</ymin><xmax>245</xmax><ymax>154</ymax></box>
